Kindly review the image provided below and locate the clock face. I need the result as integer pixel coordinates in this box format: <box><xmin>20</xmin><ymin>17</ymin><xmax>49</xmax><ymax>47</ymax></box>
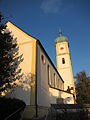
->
<box><xmin>59</xmin><ymin>45</ymin><xmax>64</xmax><ymax>50</ymax></box>
<box><xmin>58</xmin><ymin>44</ymin><xmax>66</xmax><ymax>54</ymax></box>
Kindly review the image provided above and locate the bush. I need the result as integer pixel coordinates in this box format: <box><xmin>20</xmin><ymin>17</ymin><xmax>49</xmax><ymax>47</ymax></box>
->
<box><xmin>0</xmin><ymin>97</ymin><xmax>26</xmax><ymax>120</ymax></box>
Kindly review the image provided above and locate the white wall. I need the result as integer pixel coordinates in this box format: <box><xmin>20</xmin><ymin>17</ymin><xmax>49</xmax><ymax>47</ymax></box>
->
<box><xmin>6</xmin><ymin>86</ymin><xmax>31</xmax><ymax>105</ymax></box>
<box><xmin>6</xmin><ymin>22</ymin><xmax>36</xmax><ymax>105</ymax></box>
<box><xmin>37</xmin><ymin>44</ymin><xmax>64</xmax><ymax>107</ymax></box>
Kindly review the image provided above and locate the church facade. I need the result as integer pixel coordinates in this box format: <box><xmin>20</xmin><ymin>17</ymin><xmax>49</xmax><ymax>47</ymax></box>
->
<box><xmin>6</xmin><ymin>21</ymin><xmax>75</xmax><ymax>119</ymax></box>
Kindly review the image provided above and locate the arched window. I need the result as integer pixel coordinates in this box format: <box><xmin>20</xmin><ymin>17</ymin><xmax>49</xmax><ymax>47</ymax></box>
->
<box><xmin>59</xmin><ymin>80</ymin><xmax>61</xmax><ymax>89</ymax></box>
<box><xmin>47</xmin><ymin>65</ymin><xmax>51</xmax><ymax>85</ymax></box>
<box><xmin>62</xmin><ymin>58</ymin><xmax>65</xmax><ymax>64</ymax></box>
<box><xmin>41</xmin><ymin>54</ymin><xmax>46</xmax><ymax>64</ymax></box>
<box><xmin>57</xmin><ymin>79</ymin><xmax>59</xmax><ymax>89</ymax></box>
<box><xmin>54</xmin><ymin>73</ymin><xmax>56</xmax><ymax>88</ymax></box>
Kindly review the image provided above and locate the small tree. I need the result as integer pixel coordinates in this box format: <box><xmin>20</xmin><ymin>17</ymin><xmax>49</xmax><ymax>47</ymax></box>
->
<box><xmin>0</xmin><ymin>13</ymin><xmax>23</xmax><ymax>95</ymax></box>
<box><xmin>75</xmin><ymin>71</ymin><xmax>90</xmax><ymax>104</ymax></box>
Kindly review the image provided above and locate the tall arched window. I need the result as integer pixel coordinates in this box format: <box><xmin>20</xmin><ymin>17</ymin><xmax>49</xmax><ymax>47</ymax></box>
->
<box><xmin>47</xmin><ymin>65</ymin><xmax>51</xmax><ymax>85</ymax></box>
<box><xmin>57</xmin><ymin>79</ymin><xmax>59</xmax><ymax>89</ymax></box>
<box><xmin>54</xmin><ymin>73</ymin><xmax>56</xmax><ymax>88</ymax></box>
<box><xmin>62</xmin><ymin>58</ymin><xmax>65</xmax><ymax>64</ymax></box>
<box><xmin>41</xmin><ymin>54</ymin><xmax>46</xmax><ymax>64</ymax></box>
<box><xmin>58</xmin><ymin>80</ymin><xmax>60</xmax><ymax>89</ymax></box>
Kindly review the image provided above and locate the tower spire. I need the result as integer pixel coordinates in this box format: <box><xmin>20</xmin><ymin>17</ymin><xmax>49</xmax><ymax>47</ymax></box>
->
<box><xmin>59</xmin><ymin>28</ymin><xmax>62</xmax><ymax>36</ymax></box>
<box><xmin>55</xmin><ymin>30</ymin><xmax>68</xmax><ymax>43</ymax></box>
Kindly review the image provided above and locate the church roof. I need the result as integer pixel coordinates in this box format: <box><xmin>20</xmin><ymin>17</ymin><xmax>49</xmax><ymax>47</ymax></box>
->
<box><xmin>55</xmin><ymin>32</ymin><xmax>68</xmax><ymax>43</ymax></box>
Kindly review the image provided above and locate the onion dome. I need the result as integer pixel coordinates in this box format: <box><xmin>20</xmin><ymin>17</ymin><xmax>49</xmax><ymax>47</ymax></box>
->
<box><xmin>55</xmin><ymin>32</ymin><xmax>68</xmax><ymax>43</ymax></box>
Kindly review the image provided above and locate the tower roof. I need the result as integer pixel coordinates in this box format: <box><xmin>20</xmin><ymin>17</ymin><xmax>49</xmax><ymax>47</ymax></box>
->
<box><xmin>55</xmin><ymin>32</ymin><xmax>68</xmax><ymax>43</ymax></box>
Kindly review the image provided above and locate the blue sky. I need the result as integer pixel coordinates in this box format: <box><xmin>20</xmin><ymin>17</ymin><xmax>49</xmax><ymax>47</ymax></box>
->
<box><xmin>0</xmin><ymin>0</ymin><xmax>90</xmax><ymax>76</ymax></box>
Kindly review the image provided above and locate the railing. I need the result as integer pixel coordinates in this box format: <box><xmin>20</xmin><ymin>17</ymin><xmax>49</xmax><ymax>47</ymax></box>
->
<box><xmin>45</xmin><ymin>104</ymin><xmax>90</xmax><ymax>120</ymax></box>
<box><xmin>4</xmin><ymin>105</ymin><xmax>25</xmax><ymax>120</ymax></box>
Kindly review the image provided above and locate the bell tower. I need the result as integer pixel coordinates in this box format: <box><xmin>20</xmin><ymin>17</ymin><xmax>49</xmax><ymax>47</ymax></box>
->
<box><xmin>55</xmin><ymin>32</ymin><xmax>75</xmax><ymax>93</ymax></box>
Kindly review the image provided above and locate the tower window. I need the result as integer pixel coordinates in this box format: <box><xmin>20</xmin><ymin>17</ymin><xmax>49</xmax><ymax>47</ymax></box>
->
<box><xmin>62</xmin><ymin>58</ymin><xmax>65</xmax><ymax>64</ymax></box>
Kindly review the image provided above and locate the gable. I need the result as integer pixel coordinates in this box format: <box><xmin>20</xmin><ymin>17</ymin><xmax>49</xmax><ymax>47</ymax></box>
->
<box><xmin>6</xmin><ymin>21</ymin><xmax>37</xmax><ymax>74</ymax></box>
<box><xmin>6</xmin><ymin>21</ymin><xmax>37</xmax><ymax>44</ymax></box>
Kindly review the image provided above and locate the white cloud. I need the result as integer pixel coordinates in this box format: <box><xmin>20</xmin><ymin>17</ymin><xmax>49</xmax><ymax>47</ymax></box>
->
<box><xmin>41</xmin><ymin>0</ymin><xmax>62</xmax><ymax>14</ymax></box>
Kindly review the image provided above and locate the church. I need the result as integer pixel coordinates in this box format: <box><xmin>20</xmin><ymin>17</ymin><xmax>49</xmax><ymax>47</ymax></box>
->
<box><xmin>6</xmin><ymin>21</ymin><xmax>76</xmax><ymax>119</ymax></box>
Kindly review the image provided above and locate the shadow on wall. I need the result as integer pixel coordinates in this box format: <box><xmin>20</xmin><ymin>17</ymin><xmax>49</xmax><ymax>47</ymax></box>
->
<box><xmin>6</xmin><ymin>73</ymin><xmax>35</xmax><ymax>104</ymax></box>
<box><xmin>18</xmin><ymin>73</ymin><xmax>36</xmax><ymax>91</ymax></box>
